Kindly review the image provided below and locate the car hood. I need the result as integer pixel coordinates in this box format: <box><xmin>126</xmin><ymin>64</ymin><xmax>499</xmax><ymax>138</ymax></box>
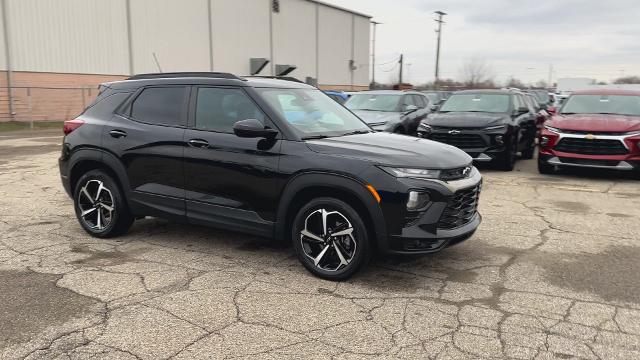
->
<box><xmin>425</xmin><ymin>112</ymin><xmax>508</xmax><ymax>128</ymax></box>
<box><xmin>305</xmin><ymin>132</ymin><xmax>472</xmax><ymax>169</ymax></box>
<box><xmin>548</xmin><ymin>114</ymin><xmax>640</xmax><ymax>133</ymax></box>
<box><xmin>351</xmin><ymin>110</ymin><xmax>402</xmax><ymax>125</ymax></box>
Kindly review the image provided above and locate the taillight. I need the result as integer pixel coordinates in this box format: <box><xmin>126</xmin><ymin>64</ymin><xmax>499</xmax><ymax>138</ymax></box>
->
<box><xmin>63</xmin><ymin>119</ymin><xmax>85</xmax><ymax>135</ymax></box>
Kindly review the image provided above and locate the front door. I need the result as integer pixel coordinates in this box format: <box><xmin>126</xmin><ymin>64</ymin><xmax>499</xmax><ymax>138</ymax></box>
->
<box><xmin>183</xmin><ymin>86</ymin><xmax>282</xmax><ymax>236</ymax></box>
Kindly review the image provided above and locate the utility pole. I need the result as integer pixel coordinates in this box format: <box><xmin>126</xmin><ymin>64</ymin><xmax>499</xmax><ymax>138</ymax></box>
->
<box><xmin>371</xmin><ymin>21</ymin><xmax>381</xmax><ymax>89</ymax></box>
<box><xmin>434</xmin><ymin>11</ymin><xmax>446</xmax><ymax>89</ymax></box>
<box><xmin>398</xmin><ymin>54</ymin><xmax>404</xmax><ymax>85</ymax></box>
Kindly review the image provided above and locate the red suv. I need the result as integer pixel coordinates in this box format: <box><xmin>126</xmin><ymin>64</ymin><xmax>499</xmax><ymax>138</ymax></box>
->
<box><xmin>538</xmin><ymin>89</ymin><xmax>640</xmax><ymax>176</ymax></box>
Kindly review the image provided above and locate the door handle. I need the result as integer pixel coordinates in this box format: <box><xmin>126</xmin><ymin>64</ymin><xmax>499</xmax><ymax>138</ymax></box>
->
<box><xmin>188</xmin><ymin>139</ymin><xmax>210</xmax><ymax>148</ymax></box>
<box><xmin>109</xmin><ymin>129</ymin><xmax>127</xmax><ymax>138</ymax></box>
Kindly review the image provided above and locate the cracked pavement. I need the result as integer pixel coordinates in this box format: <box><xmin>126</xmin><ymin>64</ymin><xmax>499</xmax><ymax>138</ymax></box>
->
<box><xmin>1</xmin><ymin>132</ymin><xmax>639</xmax><ymax>359</ymax></box>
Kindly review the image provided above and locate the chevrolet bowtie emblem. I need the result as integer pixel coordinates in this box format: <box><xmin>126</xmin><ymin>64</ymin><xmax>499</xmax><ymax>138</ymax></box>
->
<box><xmin>448</xmin><ymin>130</ymin><xmax>461</xmax><ymax>135</ymax></box>
<box><xmin>584</xmin><ymin>134</ymin><xmax>596</xmax><ymax>140</ymax></box>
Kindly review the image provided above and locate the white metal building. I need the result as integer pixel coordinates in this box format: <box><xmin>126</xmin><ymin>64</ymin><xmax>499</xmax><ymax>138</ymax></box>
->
<box><xmin>0</xmin><ymin>0</ymin><xmax>371</xmax><ymax>121</ymax></box>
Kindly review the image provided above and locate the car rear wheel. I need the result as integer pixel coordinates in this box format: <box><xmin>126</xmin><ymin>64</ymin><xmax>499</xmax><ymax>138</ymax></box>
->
<box><xmin>292</xmin><ymin>197</ymin><xmax>371</xmax><ymax>280</ymax></box>
<box><xmin>499</xmin><ymin>138</ymin><xmax>517</xmax><ymax>171</ymax></box>
<box><xmin>521</xmin><ymin>143</ymin><xmax>535</xmax><ymax>159</ymax></box>
<box><xmin>74</xmin><ymin>170</ymin><xmax>134</xmax><ymax>238</ymax></box>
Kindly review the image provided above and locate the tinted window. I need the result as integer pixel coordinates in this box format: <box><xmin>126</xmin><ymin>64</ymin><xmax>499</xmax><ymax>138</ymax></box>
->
<box><xmin>345</xmin><ymin>94</ymin><xmax>402</xmax><ymax>112</ymax></box>
<box><xmin>412</xmin><ymin>95</ymin><xmax>427</xmax><ymax>108</ymax></box>
<box><xmin>195</xmin><ymin>87</ymin><xmax>265</xmax><ymax>133</ymax></box>
<box><xmin>131</xmin><ymin>87</ymin><xmax>186</xmax><ymax>126</ymax></box>
<box><xmin>561</xmin><ymin>94</ymin><xmax>640</xmax><ymax>116</ymax></box>
<box><xmin>84</xmin><ymin>92</ymin><xmax>131</xmax><ymax>118</ymax></box>
<box><xmin>440</xmin><ymin>94</ymin><xmax>510</xmax><ymax>113</ymax></box>
<box><xmin>402</xmin><ymin>95</ymin><xmax>416</xmax><ymax>108</ymax></box>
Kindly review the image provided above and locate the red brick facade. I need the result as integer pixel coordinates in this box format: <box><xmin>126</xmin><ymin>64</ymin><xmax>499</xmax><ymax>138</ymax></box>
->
<box><xmin>0</xmin><ymin>71</ymin><xmax>126</xmax><ymax>122</ymax></box>
<box><xmin>0</xmin><ymin>71</ymin><xmax>367</xmax><ymax>122</ymax></box>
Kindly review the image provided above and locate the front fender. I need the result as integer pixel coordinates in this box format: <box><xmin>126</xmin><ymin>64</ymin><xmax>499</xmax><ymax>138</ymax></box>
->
<box><xmin>274</xmin><ymin>172</ymin><xmax>387</xmax><ymax>248</ymax></box>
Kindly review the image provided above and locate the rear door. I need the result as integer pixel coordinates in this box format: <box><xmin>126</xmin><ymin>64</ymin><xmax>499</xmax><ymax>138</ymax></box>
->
<box><xmin>183</xmin><ymin>86</ymin><xmax>282</xmax><ymax>235</ymax></box>
<box><xmin>103</xmin><ymin>85</ymin><xmax>188</xmax><ymax>221</ymax></box>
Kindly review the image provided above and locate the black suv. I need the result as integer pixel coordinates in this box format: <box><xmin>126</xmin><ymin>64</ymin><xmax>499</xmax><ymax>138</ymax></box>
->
<box><xmin>59</xmin><ymin>73</ymin><xmax>482</xmax><ymax>280</ymax></box>
<box><xmin>418</xmin><ymin>89</ymin><xmax>537</xmax><ymax>171</ymax></box>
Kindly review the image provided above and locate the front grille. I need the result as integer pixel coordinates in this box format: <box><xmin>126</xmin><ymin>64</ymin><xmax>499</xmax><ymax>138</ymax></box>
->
<box><xmin>438</xmin><ymin>184</ymin><xmax>481</xmax><ymax>230</ymax></box>
<box><xmin>431</xmin><ymin>133</ymin><xmax>486</xmax><ymax>149</ymax></box>
<box><xmin>554</xmin><ymin>138</ymin><xmax>628</xmax><ymax>155</ymax></box>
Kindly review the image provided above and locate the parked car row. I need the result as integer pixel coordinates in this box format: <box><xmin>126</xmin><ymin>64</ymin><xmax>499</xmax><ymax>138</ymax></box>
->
<box><xmin>337</xmin><ymin>87</ymin><xmax>639</xmax><ymax>178</ymax></box>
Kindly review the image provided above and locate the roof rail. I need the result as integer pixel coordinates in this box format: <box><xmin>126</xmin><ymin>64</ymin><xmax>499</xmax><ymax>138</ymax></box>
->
<box><xmin>126</xmin><ymin>72</ymin><xmax>243</xmax><ymax>80</ymax></box>
<box><xmin>243</xmin><ymin>75</ymin><xmax>305</xmax><ymax>84</ymax></box>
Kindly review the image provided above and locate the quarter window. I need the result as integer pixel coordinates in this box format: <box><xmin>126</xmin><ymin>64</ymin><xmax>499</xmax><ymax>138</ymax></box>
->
<box><xmin>195</xmin><ymin>87</ymin><xmax>265</xmax><ymax>133</ymax></box>
<box><xmin>130</xmin><ymin>87</ymin><xmax>186</xmax><ymax>126</ymax></box>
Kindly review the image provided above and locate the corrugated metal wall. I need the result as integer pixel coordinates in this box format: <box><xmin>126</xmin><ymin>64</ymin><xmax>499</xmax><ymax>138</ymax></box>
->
<box><xmin>0</xmin><ymin>0</ymin><xmax>370</xmax><ymax>87</ymax></box>
<box><xmin>5</xmin><ymin>0</ymin><xmax>129</xmax><ymax>74</ymax></box>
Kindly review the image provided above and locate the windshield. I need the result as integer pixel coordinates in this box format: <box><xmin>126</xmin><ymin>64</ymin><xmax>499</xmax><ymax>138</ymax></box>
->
<box><xmin>345</xmin><ymin>94</ymin><xmax>401</xmax><ymax>112</ymax></box>
<box><xmin>560</xmin><ymin>94</ymin><xmax>640</xmax><ymax>116</ymax></box>
<box><xmin>257</xmin><ymin>88</ymin><xmax>371</xmax><ymax>139</ymax></box>
<box><xmin>440</xmin><ymin>94</ymin><xmax>510</xmax><ymax>113</ymax></box>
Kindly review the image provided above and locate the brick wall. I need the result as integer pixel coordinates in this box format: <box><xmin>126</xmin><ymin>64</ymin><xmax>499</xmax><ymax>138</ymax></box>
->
<box><xmin>0</xmin><ymin>71</ymin><xmax>367</xmax><ymax>122</ymax></box>
<box><xmin>0</xmin><ymin>71</ymin><xmax>127</xmax><ymax>122</ymax></box>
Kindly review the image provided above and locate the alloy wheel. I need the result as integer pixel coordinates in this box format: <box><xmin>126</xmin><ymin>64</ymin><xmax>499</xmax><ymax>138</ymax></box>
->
<box><xmin>299</xmin><ymin>209</ymin><xmax>357</xmax><ymax>272</ymax></box>
<box><xmin>77</xmin><ymin>179</ymin><xmax>115</xmax><ymax>231</ymax></box>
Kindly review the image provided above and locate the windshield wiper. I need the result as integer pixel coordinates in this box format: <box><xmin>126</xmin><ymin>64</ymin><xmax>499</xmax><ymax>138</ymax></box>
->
<box><xmin>342</xmin><ymin>130</ymin><xmax>372</xmax><ymax>136</ymax></box>
<box><xmin>301</xmin><ymin>134</ymin><xmax>331</xmax><ymax>140</ymax></box>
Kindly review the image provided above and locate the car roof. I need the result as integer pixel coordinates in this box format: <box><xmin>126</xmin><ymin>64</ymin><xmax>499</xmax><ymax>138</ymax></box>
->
<box><xmin>571</xmin><ymin>89</ymin><xmax>640</xmax><ymax>96</ymax></box>
<box><xmin>453</xmin><ymin>89</ymin><xmax>513</xmax><ymax>95</ymax></box>
<box><xmin>104</xmin><ymin>73</ymin><xmax>315</xmax><ymax>91</ymax></box>
<box><xmin>350</xmin><ymin>90</ymin><xmax>424</xmax><ymax>96</ymax></box>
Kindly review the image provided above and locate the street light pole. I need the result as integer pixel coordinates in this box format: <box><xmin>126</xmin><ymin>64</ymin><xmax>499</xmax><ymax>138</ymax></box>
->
<box><xmin>371</xmin><ymin>21</ymin><xmax>381</xmax><ymax>89</ymax></box>
<box><xmin>434</xmin><ymin>11</ymin><xmax>446</xmax><ymax>89</ymax></box>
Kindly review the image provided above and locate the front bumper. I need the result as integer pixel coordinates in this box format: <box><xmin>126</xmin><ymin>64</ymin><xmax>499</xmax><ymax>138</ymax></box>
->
<box><xmin>538</xmin><ymin>128</ymin><xmax>640</xmax><ymax>171</ymax></box>
<box><xmin>419</xmin><ymin>128</ymin><xmax>509</xmax><ymax>163</ymax></box>
<box><xmin>375</xmin><ymin>167</ymin><xmax>483</xmax><ymax>255</ymax></box>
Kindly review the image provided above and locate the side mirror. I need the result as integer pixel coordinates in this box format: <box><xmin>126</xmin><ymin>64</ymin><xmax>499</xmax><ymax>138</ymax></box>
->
<box><xmin>430</xmin><ymin>104</ymin><xmax>439</xmax><ymax>112</ymax></box>
<box><xmin>233</xmin><ymin>119</ymin><xmax>278</xmax><ymax>139</ymax></box>
<box><xmin>547</xmin><ymin>106</ymin><xmax>557</xmax><ymax>115</ymax></box>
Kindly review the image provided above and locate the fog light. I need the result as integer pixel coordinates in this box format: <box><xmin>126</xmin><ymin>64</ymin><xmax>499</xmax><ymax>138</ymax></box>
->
<box><xmin>407</xmin><ymin>191</ymin><xmax>430</xmax><ymax>211</ymax></box>
<box><xmin>540</xmin><ymin>136</ymin><xmax>550</xmax><ymax>146</ymax></box>
<box><xmin>494</xmin><ymin>135</ymin><xmax>504</xmax><ymax>145</ymax></box>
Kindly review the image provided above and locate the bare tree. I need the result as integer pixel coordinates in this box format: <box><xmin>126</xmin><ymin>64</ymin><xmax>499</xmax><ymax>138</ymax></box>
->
<box><xmin>460</xmin><ymin>57</ymin><xmax>495</xmax><ymax>88</ymax></box>
<box><xmin>505</xmin><ymin>77</ymin><xmax>525</xmax><ymax>89</ymax></box>
<box><xmin>613</xmin><ymin>76</ymin><xmax>640</xmax><ymax>84</ymax></box>
<box><xmin>534</xmin><ymin>79</ymin><xmax>548</xmax><ymax>89</ymax></box>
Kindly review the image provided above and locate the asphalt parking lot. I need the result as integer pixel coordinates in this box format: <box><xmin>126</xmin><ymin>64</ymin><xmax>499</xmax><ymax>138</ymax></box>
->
<box><xmin>1</xmin><ymin>132</ymin><xmax>639</xmax><ymax>360</ymax></box>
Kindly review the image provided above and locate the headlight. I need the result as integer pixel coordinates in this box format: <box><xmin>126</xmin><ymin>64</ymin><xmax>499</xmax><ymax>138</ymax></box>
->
<box><xmin>484</xmin><ymin>124</ymin><xmax>507</xmax><ymax>131</ymax></box>
<box><xmin>380</xmin><ymin>166</ymin><xmax>441</xmax><ymax>179</ymax></box>
<box><xmin>544</xmin><ymin>125</ymin><xmax>561</xmax><ymax>133</ymax></box>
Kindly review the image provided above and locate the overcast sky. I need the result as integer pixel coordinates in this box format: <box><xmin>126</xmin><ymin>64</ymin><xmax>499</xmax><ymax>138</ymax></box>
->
<box><xmin>323</xmin><ymin>0</ymin><xmax>640</xmax><ymax>85</ymax></box>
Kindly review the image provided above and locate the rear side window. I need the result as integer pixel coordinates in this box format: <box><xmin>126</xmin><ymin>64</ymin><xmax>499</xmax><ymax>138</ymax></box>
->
<box><xmin>83</xmin><ymin>92</ymin><xmax>131</xmax><ymax>118</ymax></box>
<box><xmin>195</xmin><ymin>87</ymin><xmax>265</xmax><ymax>133</ymax></box>
<box><xmin>412</xmin><ymin>95</ymin><xmax>427</xmax><ymax>108</ymax></box>
<box><xmin>130</xmin><ymin>87</ymin><xmax>187</xmax><ymax>126</ymax></box>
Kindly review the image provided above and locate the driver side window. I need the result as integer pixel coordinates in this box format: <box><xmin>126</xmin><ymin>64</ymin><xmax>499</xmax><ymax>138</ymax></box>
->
<box><xmin>195</xmin><ymin>87</ymin><xmax>265</xmax><ymax>133</ymax></box>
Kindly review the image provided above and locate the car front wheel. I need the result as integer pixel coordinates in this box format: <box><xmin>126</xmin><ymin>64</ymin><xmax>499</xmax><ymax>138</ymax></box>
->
<box><xmin>292</xmin><ymin>197</ymin><xmax>371</xmax><ymax>280</ymax></box>
<box><xmin>74</xmin><ymin>170</ymin><xmax>134</xmax><ymax>238</ymax></box>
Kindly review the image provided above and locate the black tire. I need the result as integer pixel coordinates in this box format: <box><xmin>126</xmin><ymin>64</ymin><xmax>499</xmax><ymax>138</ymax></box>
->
<box><xmin>292</xmin><ymin>197</ymin><xmax>371</xmax><ymax>281</ymax></box>
<box><xmin>537</xmin><ymin>156</ymin><xmax>556</xmax><ymax>174</ymax></box>
<box><xmin>499</xmin><ymin>138</ymin><xmax>517</xmax><ymax>171</ymax></box>
<box><xmin>73</xmin><ymin>169</ymin><xmax>134</xmax><ymax>238</ymax></box>
<box><xmin>521</xmin><ymin>144</ymin><xmax>535</xmax><ymax>160</ymax></box>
